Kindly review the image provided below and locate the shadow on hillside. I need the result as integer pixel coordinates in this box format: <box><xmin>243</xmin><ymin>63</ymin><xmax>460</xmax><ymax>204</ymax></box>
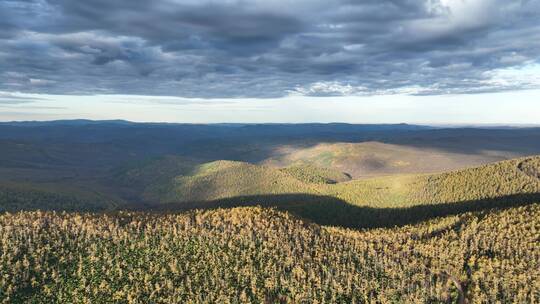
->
<box><xmin>147</xmin><ymin>192</ymin><xmax>540</xmax><ymax>229</ymax></box>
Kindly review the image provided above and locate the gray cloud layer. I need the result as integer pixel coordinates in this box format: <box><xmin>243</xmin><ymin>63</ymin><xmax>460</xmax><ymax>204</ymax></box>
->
<box><xmin>0</xmin><ymin>0</ymin><xmax>539</xmax><ymax>98</ymax></box>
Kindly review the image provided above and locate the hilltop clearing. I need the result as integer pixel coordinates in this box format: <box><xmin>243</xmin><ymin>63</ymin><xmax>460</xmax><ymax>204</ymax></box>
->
<box><xmin>262</xmin><ymin>141</ymin><xmax>519</xmax><ymax>178</ymax></box>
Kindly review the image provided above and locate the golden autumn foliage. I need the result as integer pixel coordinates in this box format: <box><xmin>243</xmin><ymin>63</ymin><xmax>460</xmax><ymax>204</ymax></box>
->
<box><xmin>1</xmin><ymin>204</ymin><xmax>539</xmax><ymax>303</ymax></box>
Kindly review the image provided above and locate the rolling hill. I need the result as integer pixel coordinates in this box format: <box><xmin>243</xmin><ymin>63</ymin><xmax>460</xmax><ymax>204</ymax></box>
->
<box><xmin>325</xmin><ymin>155</ymin><xmax>540</xmax><ymax>208</ymax></box>
<box><xmin>119</xmin><ymin>155</ymin><xmax>540</xmax><ymax>206</ymax></box>
<box><xmin>115</xmin><ymin>158</ymin><xmax>321</xmax><ymax>204</ymax></box>
<box><xmin>113</xmin><ymin>155</ymin><xmax>540</xmax><ymax>228</ymax></box>
<box><xmin>0</xmin><ymin>181</ymin><xmax>119</xmax><ymax>212</ymax></box>
<box><xmin>2</xmin><ymin>152</ymin><xmax>538</xmax><ymax>229</ymax></box>
<box><xmin>279</xmin><ymin>163</ymin><xmax>352</xmax><ymax>184</ymax></box>
<box><xmin>261</xmin><ymin>141</ymin><xmax>521</xmax><ymax>178</ymax></box>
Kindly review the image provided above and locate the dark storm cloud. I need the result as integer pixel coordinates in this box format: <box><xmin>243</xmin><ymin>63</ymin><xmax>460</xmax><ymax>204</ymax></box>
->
<box><xmin>0</xmin><ymin>0</ymin><xmax>539</xmax><ymax>98</ymax></box>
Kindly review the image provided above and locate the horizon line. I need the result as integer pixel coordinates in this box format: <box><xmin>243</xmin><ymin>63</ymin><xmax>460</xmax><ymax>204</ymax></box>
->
<box><xmin>1</xmin><ymin>119</ymin><xmax>539</xmax><ymax>128</ymax></box>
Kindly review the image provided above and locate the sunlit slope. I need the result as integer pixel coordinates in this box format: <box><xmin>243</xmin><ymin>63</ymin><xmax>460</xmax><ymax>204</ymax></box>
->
<box><xmin>114</xmin><ymin>155</ymin><xmax>540</xmax><ymax>228</ymax></box>
<box><xmin>119</xmin><ymin>158</ymin><xmax>322</xmax><ymax>203</ymax></box>
<box><xmin>160</xmin><ymin>160</ymin><xmax>320</xmax><ymax>202</ymax></box>
<box><xmin>279</xmin><ymin>163</ymin><xmax>352</xmax><ymax>184</ymax></box>
<box><xmin>263</xmin><ymin>141</ymin><xmax>514</xmax><ymax>178</ymax></box>
<box><xmin>324</xmin><ymin>156</ymin><xmax>540</xmax><ymax>207</ymax></box>
<box><xmin>121</xmin><ymin>155</ymin><xmax>540</xmax><ymax>208</ymax></box>
<box><xmin>2</xmin><ymin>204</ymin><xmax>538</xmax><ymax>303</ymax></box>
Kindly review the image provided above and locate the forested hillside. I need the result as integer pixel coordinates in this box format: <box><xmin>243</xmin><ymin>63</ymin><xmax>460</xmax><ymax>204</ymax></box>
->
<box><xmin>109</xmin><ymin>156</ymin><xmax>540</xmax><ymax>228</ymax></box>
<box><xmin>0</xmin><ymin>183</ymin><xmax>118</xmax><ymax>212</ymax></box>
<box><xmin>1</xmin><ymin>204</ymin><xmax>538</xmax><ymax>303</ymax></box>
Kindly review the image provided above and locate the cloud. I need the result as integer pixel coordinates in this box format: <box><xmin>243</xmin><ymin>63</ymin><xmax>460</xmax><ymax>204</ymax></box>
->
<box><xmin>0</xmin><ymin>0</ymin><xmax>539</xmax><ymax>98</ymax></box>
<box><xmin>0</xmin><ymin>91</ymin><xmax>46</xmax><ymax>104</ymax></box>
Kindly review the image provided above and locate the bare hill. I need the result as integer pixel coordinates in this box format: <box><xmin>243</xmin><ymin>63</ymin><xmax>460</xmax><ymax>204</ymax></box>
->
<box><xmin>262</xmin><ymin>141</ymin><xmax>522</xmax><ymax>178</ymax></box>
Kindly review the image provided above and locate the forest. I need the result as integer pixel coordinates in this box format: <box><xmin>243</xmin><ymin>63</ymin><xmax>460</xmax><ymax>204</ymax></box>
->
<box><xmin>1</xmin><ymin>204</ymin><xmax>538</xmax><ymax>303</ymax></box>
<box><xmin>0</xmin><ymin>122</ymin><xmax>539</xmax><ymax>303</ymax></box>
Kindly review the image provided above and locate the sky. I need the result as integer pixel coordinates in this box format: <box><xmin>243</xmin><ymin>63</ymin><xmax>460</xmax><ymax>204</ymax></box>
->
<box><xmin>0</xmin><ymin>0</ymin><xmax>539</xmax><ymax>123</ymax></box>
